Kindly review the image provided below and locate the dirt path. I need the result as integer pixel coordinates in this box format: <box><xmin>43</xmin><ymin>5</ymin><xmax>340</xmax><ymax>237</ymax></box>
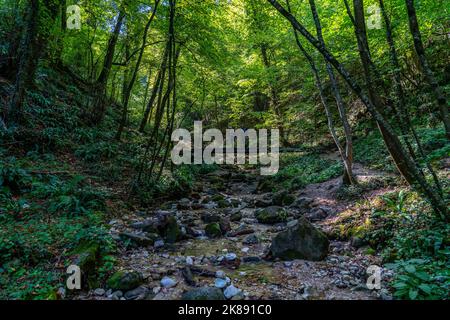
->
<box><xmin>76</xmin><ymin>156</ymin><xmax>396</xmax><ymax>301</ymax></box>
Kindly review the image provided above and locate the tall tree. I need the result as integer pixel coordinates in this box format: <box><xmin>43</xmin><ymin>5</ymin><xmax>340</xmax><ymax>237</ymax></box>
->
<box><xmin>8</xmin><ymin>0</ymin><xmax>40</xmax><ymax>123</ymax></box>
<box><xmin>308</xmin><ymin>0</ymin><xmax>355</xmax><ymax>185</ymax></box>
<box><xmin>90</xmin><ymin>4</ymin><xmax>126</xmax><ymax>124</ymax></box>
<box><xmin>116</xmin><ymin>0</ymin><xmax>160</xmax><ymax>140</ymax></box>
<box><xmin>266</xmin><ymin>0</ymin><xmax>448</xmax><ymax>219</ymax></box>
<box><xmin>405</xmin><ymin>0</ymin><xmax>450</xmax><ymax>140</ymax></box>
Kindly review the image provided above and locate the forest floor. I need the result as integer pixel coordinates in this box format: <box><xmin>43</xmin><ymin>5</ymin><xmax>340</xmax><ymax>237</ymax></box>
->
<box><xmin>75</xmin><ymin>152</ymin><xmax>398</xmax><ymax>301</ymax></box>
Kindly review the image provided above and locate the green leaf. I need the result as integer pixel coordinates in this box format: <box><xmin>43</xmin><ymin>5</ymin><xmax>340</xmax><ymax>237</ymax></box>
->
<box><xmin>405</xmin><ymin>265</ymin><xmax>416</xmax><ymax>273</ymax></box>
<box><xmin>409</xmin><ymin>289</ymin><xmax>418</xmax><ymax>300</ymax></box>
<box><xmin>418</xmin><ymin>284</ymin><xmax>432</xmax><ymax>294</ymax></box>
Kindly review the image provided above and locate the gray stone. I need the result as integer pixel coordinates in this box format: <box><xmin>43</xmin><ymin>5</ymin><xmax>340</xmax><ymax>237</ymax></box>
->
<box><xmin>243</xmin><ymin>234</ymin><xmax>259</xmax><ymax>245</ymax></box>
<box><xmin>124</xmin><ymin>286</ymin><xmax>149</xmax><ymax>300</ymax></box>
<box><xmin>160</xmin><ymin>276</ymin><xmax>177</xmax><ymax>288</ymax></box>
<box><xmin>215</xmin><ymin>278</ymin><xmax>228</xmax><ymax>289</ymax></box>
<box><xmin>224</xmin><ymin>285</ymin><xmax>242</xmax><ymax>299</ymax></box>
<box><xmin>269</xmin><ymin>218</ymin><xmax>329</xmax><ymax>261</ymax></box>
<box><xmin>182</xmin><ymin>287</ymin><xmax>225</xmax><ymax>300</ymax></box>
<box><xmin>225</xmin><ymin>253</ymin><xmax>237</xmax><ymax>261</ymax></box>
<box><xmin>255</xmin><ymin>206</ymin><xmax>288</xmax><ymax>224</ymax></box>
<box><xmin>94</xmin><ymin>288</ymin><xmax>105</xmax><ymax>296</ymax></box>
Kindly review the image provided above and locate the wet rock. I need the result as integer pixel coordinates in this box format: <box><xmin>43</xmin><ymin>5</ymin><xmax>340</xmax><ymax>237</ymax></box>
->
<box><xmin>255</xmin><ymin>206</ymin><xmax>288</xmax><ymax>224</ymax></box>
<box><xmin>351</xmin><ymin>236</ymin><xmax>368</xmax><ymax>249</ymax></box>
<box><xmin>205</xmin><ymin>223</ymin><xmax>222</xmax><ymax>238</ymax></box>
<box><xmin>272</xmin><ymin>190</ymin><xmax>295</xmax><ymax>206</ymax></box>
<box><xmin>107</xmin><ymin>271</ymin><xmax>144</xmax><ymax>291</ymax></box>
<box><xmin>268</xmin><ymin>218</ymin><xmax>329</xmax><ymax>261</ymax></box>
<box><xmin>182</xmin><ymin>287</ymin><xmax>225</xmax><ymax>300</ymax></box>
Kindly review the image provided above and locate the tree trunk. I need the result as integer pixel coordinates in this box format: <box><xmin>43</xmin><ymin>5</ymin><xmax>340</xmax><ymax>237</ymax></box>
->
<box><xmin>90</xmin><ymin>7</ymin><xmax>125</xmax><ymax>124</ymax></box>
<box><xmin>260</xmin><ymin>43</ymin><xmax>288</xmax><ymax>146</ymax></box>
<box><xmin>308</xmin><ymin>0</ymin><xmax>356</xmax><ymax>185</ymax></box>
<box><xmin>405</xmin><ymin>0</ymin><xmax>450</xmax><ymax>139</ymax></box>
<box><xmin>116</xmin><ymin>0</ymin><xmax>160</xmax><ymax>141</ymax></box>
<box><xmin>8</xmin><ymin>0</ymin><xmax>40</xmax><ymax>124</ymax></box>
<box><xmin>266</xmin><ymin>0</ymin><xmax>448</xmax><ymax>219</ymax></box>
<box><xmin>139</xmin><ymin>43</ymin><xmax>169</xmax><ymax>133</ymax></box>
<box><xmin>379</xmin><ymin>0</ymin><xmax>443</xmax><ymax>195</ymax></box>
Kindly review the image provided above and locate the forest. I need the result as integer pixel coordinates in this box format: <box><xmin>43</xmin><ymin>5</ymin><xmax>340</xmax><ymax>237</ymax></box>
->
<box><xmin>0</xmin><ymin>0</ymin><xmax>448</xmax><ymax>301</ymax></box>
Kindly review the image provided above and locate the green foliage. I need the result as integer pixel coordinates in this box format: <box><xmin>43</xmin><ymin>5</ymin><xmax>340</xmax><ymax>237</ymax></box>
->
<box><xmin>31</xmin><ymin>175</ymin><xmax>107</xmax><ymax>216</ymax></box>
<box><xmin>354</xmin><ymin>131</ymin><xmax>395</xmax><ymax>172</ymax></box>
<box><xmin>367</xmin><ymin>191</ymin><xmax>450</xmax><ymax>300</ymax></box>
<box><xmin>386</xmin><ymin>258</ymin><xmax>449</xmax><ymax>300</ymax></box>
<box><xmin>262</xmin><ymin>152</ymin><xmax>343</xmax><ymax>192</ymax></box>
<box><xmin>75</xmin><ymin>142</ymin><xmax>120</xmax><ymax>163</ymax></box>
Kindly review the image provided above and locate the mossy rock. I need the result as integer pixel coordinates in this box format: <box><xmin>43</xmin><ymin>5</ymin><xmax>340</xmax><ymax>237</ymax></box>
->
<box><xmin>257</xmin><ymin>178</ymin><xmax>274</xmax><ymax>193</ymax></box>
<box><xmin>272</xmin><ymin>190</ymin><xmax>295</xmax><ymax>206</ymax></box>
<box><xmin>217</xmin><ymin>199</ymin><xmax>229</xmax><ymax>208</ymax></box>
<box><xmin>255</xmin><ymin>206</ymin><xmax>288</xmax><ymax>224</ymax></box>
<box><xmin>205</xmin><ymin>223</ymin><xmax>222</xmax><ymax>238</ymax></box>
<box><xmin>162</xmin><ymin>216</ymin><xmax>181</xmax><ymax>244</ymax></box>
<box><xmin>212</xmin><ymin>194</ymin><xmax>225</xmax><ymax>202</ymax></box>
<box><xmin>107</xmin><ymin>271</ymin><xmax>144</xmax><ymax>291</ymax></box>
<box><xmin>70</xmin><ymin>241</ymin><xmax>100</xmax><ymax>289</ymax></box>
<box><xmin>230</xmin><ymin>211</ymin><xmax>243</xmax><ymax>222</ymax></box>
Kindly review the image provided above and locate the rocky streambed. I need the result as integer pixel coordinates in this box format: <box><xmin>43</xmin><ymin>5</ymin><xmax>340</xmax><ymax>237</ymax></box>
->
<box><xmin>74</xmin><ymin>166</ymin><xmax>394</xmax><ymax>301</ymax></box>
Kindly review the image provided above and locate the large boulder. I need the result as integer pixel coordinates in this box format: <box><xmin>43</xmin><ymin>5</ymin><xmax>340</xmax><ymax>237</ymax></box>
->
<box><xmin>182</xmin><ymin>287</ymin><xmax>225</xmax><ymax>300</ymax></box>
<box><xmin>255</xmin><ymin>206</ymin><xmax>288</xmax><ymax>224</ymax></box>
<box><xmin>268</xmin><ymin>218</ymin><xmax>329</xmax><ymax>261</ymax></box>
